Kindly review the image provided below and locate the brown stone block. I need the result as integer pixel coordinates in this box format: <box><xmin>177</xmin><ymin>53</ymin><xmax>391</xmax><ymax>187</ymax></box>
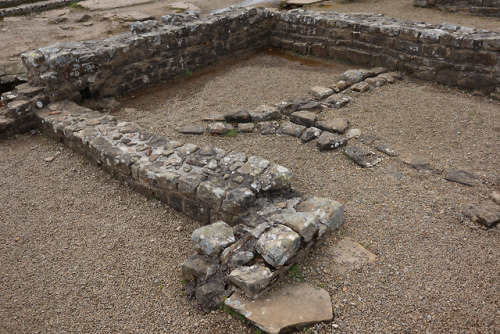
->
<box><xmin>183</xmin><ymin>197</ymin><xmax>211</xmax><ymax>224</ymax></box>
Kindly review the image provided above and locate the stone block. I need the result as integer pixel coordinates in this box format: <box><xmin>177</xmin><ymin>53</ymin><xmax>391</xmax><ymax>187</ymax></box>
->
<box><xmin>255</xmin><ymin>225</ymin><xmax>301</xmax><ymax>268</ymax></box>
<box><xmin>192</xmin><ymin>221</ymin><xmax>236</xmax><ymax>256</ymax></box>
<box><xmin>227</xmin><ymin>264</ymin><xmax>273</xmax><ymax>298</ymax></box>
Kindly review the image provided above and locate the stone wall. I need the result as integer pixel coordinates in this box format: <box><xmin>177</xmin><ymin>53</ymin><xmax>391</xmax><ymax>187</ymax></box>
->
<box><xmin>0</xmin><ymin>0</ymin><xmax>83</xmax><ymax>17</ymax></box>
<box><xmin>21</xmin><ymin>8</ymin><xmax>500</xmax><ymax>102</ymax></box>
<box><xmin>414</xmin><ymin>0</ymin><xmax>500</xmax><ymax>17</ymax></box>
<box><xmin>35</xmin><ymin>99</ymin><xmax>344</xmax><ymax>308</ymax></box>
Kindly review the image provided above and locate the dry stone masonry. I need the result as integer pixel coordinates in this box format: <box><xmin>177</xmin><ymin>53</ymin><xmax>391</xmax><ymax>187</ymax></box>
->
<box><xmin>19</xmin><ymin>7</ymin><xmax>500</xmax><ymax>105</ymax></box>
<box><xmin>414</xmin><ymin>0</ymin><xmax>500</xmax><ymax>17</ymax></box>
<box><xmin>33</xmin><ymin>100</ymin><xmax>344</xmax><ymax>308</ymax></box>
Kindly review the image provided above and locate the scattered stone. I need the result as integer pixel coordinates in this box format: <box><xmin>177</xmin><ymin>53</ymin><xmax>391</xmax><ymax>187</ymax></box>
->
<box><xmin>44</xmin><ymin>156</ymin><xmax>55</xmax><ymax>162</ymax></box>
<box><xmin>383</xmin><ymin>164</ymin><xmax>404</xmax><ymax>181</ymax></box>
<box><xmin>289</xmin><ymin>111</ymin><xmax>317</xmax><ymax>127</ymax></box>
<box><xmin>444</xmin><ymin>169</ymin><xmax>480</xmax><ymax>186</ymax></box>
<box><xmin>227</xmin><ymin>264</ymin><xmax>273</xmax><ymax>298</ymax></box>
<box><xmin>491</xmin><ymin>192</ymin><xmax>500</xmax><ymax>205</ymax></box>
<box><xmin>346</xmin><ymin>128</ymin><xmax>361</xmax><ymax>139</ymax></box>
<box><xmin>297</xmin><ymin>197</ymin><xmax>344</xmax><ymax>231</ymax></box>
<box><xmin>298</xmin><ymin>100</ymin><xmax>322</xmax><ymax>113</ymax></box>
<box><xmin>359</xmin><ymin>133</ymin><xmax>378</xmax><ymax>145</ymax></box>
<box><xmin>259</xmin><ymin>122</ymin><xmax>279</xmax><ymax>135</ymax></box>
<box><xmin>340</xmin><ymin>69</ymin><xmax>364</xmax><ymax>84</ymax></box>
<box><xmin>326</xmin><ymin>237</ymin><xmax>377</xmax><ymax>274</ymax></box>
<box><xmin>316</xmin><ymin>132</ymin><xmax>346</xmax><ymax>151</ymax></box>
<box><xmin>181</xmin><ymin>254</ymin><xmax>215</xmax><ymax>280</ymax></box>
<box><xmin>309</xmin><ymin>86</ymin><xmax>333</xmax><ymax>99</ymax></box>
<box><xmin>249</xmin><ymin>105</ymin><xmax>281</xmax><ymax>122</ymax></box>
<box><xmin>207</xmin><ymin>122</ymin><xmax>234</xmax><ymax>135</ymax></box>
<box><xmin>402</xmin><ymin>157</ymin><xmax>442</xmax><ymax>174</ymax></box>
<box><xmin>350</xmin><ymin>81</ymin><xmax>370</xmax><ymax>92</ymax></box>
<box><xmin>371</xmin><ymin>67</ymin><xmax>388</xmax><ymax>75</ymax></box>
<box><xmin>280</xmin><ymin>121</ymin><xmax>306</xmax><ymax>138</ymax></box>
<box><xmin>276</xmin><ymin>97</ymin><xmax>313</xmax><ymax>115</ymax></box>
<box><xmin>378</xmin><ymin>72</ymin><xmax>396</xmax><ymax>84</ymax></box>
<box><xmin>300</xmin><ymin>127</ymin><xmax>322</xmax><ymax>143</ymax></box>
<box><xmin>365</xmin><ymin>76</ymin><xmax>388</xmax><ymax>88</ymax></box>
<box><xmin>463</xmin><ymin>205</ymin><xmax>500</xmax><ymax>228</ymax></box>
<box><xmin>344</xmin><ymin>145</ymin><xmax>382</xmax><ymax>168</ymax></box>
<box><xmin>375</xmin><ymin>143</ymin><xmax>398</xmax><ymax>157</ymax></box>
<box><xmin>255</xmin><ymin>225</ymin><xmax>301</xmax><ymax>268</ymax></box>
<box><xmin>202</xmin><ymin>113</ymin><xmax>226</xmax><ymax>122</ymax></box>
<box><xmin>324</xmin><ymin>94</ymin><xmax>352</xmax><ymax>108</ymax></box>
<box><xmin>317</xmin><ymin>118</ymin><xmax>349</xmax><ymax>134</ymax></box>
<box><xmin>224</xmin><ymin>110</ymin><xmax>251</xmax><ymax>123</ymax></box>
<box><xmin>238</xmin><ymin>123</ymin><xmax>255</xmax><ymax>133</ymax></box>
<box><xmin>195</xmin><ymin>280</ymin><xmax>225</xmax><ymax>310</ymax></box>
<box><xmin>191</xmin><ymin>221</ymin><xmax>236</xmax><ymax>256</ymax></box>
<box><xmin>330</xmin><ymin>80</ymin><xmax>351</xmax><ymax>92</ymax></box>
<box><xmin>225</xmin><ymin>283</ymin><xmax>333</xmax><ymax>334</ymax></box>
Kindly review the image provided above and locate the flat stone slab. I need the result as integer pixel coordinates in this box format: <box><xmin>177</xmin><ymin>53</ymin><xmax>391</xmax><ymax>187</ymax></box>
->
<box><xmin>344</xmin><ymin>145</ymin><xmax>382</xmax><ymax>168</ymax></box>
<box><xmin>444</xmin><ymin>169</ymin><xmax>480</xmax><ymax>186</ymax></box>
<box><xmin>286</xmin><ymin>0</ymin><xmax>324</xmax><ymax>4</ymax></box>
<box><xmin>225</xmin><ymin>283</ymin><xmax>333</xmax><ymax>334</ymax></box>
<box><xmin>79</xmin><ymin>0</ymin><xmax>155</xmax><ymax>10</ymax></box>
<box><xmin>325</xmin><ymin>237</ymin><xmax>376</xmax><ymax>274</ymax></box>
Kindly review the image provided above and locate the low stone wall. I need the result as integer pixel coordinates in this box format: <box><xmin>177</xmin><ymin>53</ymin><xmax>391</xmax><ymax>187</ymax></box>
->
<box><xmin>35</xmin><ymin>100</ymin><xmax>344</xmax><ymax>308</ymax></box>
<box><xmin>414</xmin><ymin>0</ymin><xmax>500</xmax><ymax>17</ymax></box>
<box><xmin>20</xmin><ymin>8</ymin><xmax>500</xmax><ymax>102</ymax></box>
<box><xmin>0</xmin><ymin>0</ymin><xmax>83</xmax><ymax>17</ymax></box>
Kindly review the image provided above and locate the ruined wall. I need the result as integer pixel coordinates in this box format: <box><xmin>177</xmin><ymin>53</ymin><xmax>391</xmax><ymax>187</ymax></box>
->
<box><xmin>269</xmin><ymin>10</ymin><xmax>500</xmax><ymax>94</ymax></box>
<box><xmin>414</xmin><ymin>0</ymin><xmax>500</xmax><ymax>17</ymax></box>
<box><xmin>21</xmin><ymin>8</ymin><xmax>500</xmax><ymax>101</ymax></box>
<box><xmin>21</xmin><ymin>8</ymin><xmax>271</xmax><ymax>101</ymax></box>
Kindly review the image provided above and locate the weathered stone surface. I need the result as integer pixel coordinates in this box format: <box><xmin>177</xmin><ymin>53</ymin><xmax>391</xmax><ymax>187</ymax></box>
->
<box><xmin>344</xmin><ymin>145</ymin><xmax>382</xmax><ymax>168</ymax></box>
<box><xmin>258</xmin><ymin>164</ymin><xmax>294</xmax><ymax>192</ymax></box>
<box><xmin>365</xmin><ymin>76</ymin><xmax>388</xmax><ymax>88</ymax></box>
<box><xmin>238</xmin><ymin>156</ymin><xmax>270</xmax><ymax>177</ymax></box>
<box><xmin>249</xmin><ymin>105</ymin><xmax>281</xmax><ymax>122</ymax></box>
<box><xmin>181</xmin><ymin>254</ymin><xmax>215</xmax><ymax>280</ymax></box>
<box><xmin>340</xmin><ymin>69</ymin><xmax>364</xmax><ymax>84</ymax></box>
<box><xmin>383</xmin><ymin>164</ymin><xmax>404</xmax><ymax>181</ymax></box>
<box><xmin>228</xmin><ymin>251</ymin><xmax>255</xmax><ymax>268</ymax></box>
<box><xmin>444</xmin><ymin>169</ymin><xmax>480</xmax><ymax>186</ymax></box>
<box><xmin>227</xmin><ymin>264</ymin><xmax>273</xmax><ymax>298</ymax></box>
<box><xmin>463</xmin><ymin>205</ymin><xmax>500</xmax><ymax>228</ymax></box>
<box><xmin>297</xmin><ymin>197</ymin><xmax>344</xmax><ymax>231</ymax></box>
<box><xmin>375</xmin><ymin>143</ymin><xmax>398</xmax><ymax>157</ymax></box>
<box><xmin>225</xmin><ymin>283</ymin><xmax>333</xmax><ymax>334</ymax></box>
<box><xmin>256</xmin><ymin>225</ymin><xmax>301</xmax><ymax>268</ymax></box>
<box><xmin>359</xmin><ymin>133</ymin><xmax>378</xmax><ymax>145</ymax></box>
<box><xmin>272</xmin><ymin>212</ymin><xmax>320</xmax><ymax>242</ymax></box>
<box><xmin>331</xmin><ymin>80</ymin><xmax>351</xmax><ymax>92</ymax></box>
<box><xmin>350</xmin><ymin>81</ymin><xmax>370</xmax><ymax>92</ymax></box>
<box><xmin>192</xmin><ymin>221</ymin><xmax>236</xmax><ymax>256</ymax></box>
<box><xmin>195</xmin><ymin>281</ymin><xmax>225</xmax><ymax>310</ymax></box>
<box><xmin>238</xmin><ymin>123</ymin><xmax>255</xmax><ymax>133</ymax></box>
<box><xmin>346</xmin><ymin>128</ymin><xmax>361</xmax><ymax>139</ymax></box>
<box><xmin>289</xmin><ymin>111</ymin><xmax>317</xmax><ymax>127</ymax></box>
<box><xmin>298</xmin><ymin>100</ymin><xmax>322</xmax><ymax>113</ymax></box>
<box><xmin>207</xmin><ymin>122</ymin><xmax>234</xmax><ymax>135</ymax></box>
<box><xmin>316</xmin><ymin>132</ymin><xmax>346</xmax><ymax>151</ymax></box>
<box><xmin>197</xmin><ymin>181</ymin><xmax>226</xmax><ymax>209</ymax></box>
<box><xmin>225</xmin><ymin>110</ymin><xmax>252</xmax><ymax>123</ymax></box>
<box><xmin>177</xmin><ymin>125</ymin><xmax>204</xmax><ymax>135</ymax></box>
<box><xmin>259</xmin><ymin>122</ymin><xmax>279</xmax><ymax>135</ymax></box>
<box><xmin>309</xmin><ymin>86</ymin><xmax>334</xmax><ymax>99</ymax></box>
<box><xmin>326</xmin><ymin>237</ymin><xmax>377</xmax><ymax>274</ymax></box>
<box><xmin>402</xmin><ymin>156</ymin><xmax>442</xmax><ymax>174</ymax></box>
<box><xmin>300</xmin><ymin>126</ymin><xmax>322</xmax><ymax>143</ymax></box>
<box><xmin>324</xmin><ymin>94</ymin><xmax>352</xmax><ymax>108</ymax></box>
<box><xmin>280</xmin><ymin>121</ymin><xmax>306</xmax><ymax>137</ymax></box>
<box><xmin>221</xmin><ymin>188</ymin><xmax>256</xmax><ymax>215</ymax></box>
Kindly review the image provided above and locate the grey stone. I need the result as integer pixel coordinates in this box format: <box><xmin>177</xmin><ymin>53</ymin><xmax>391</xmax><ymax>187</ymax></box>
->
<box><xmin>317</xmin><ymin>118</ymin><xmax>349</xmax><ymax>134</ymax></box>
<box><xmin>272</xmin><ymin>212</ymin><xmax>320</xmax><ymax>242</ymax></box>
<box><xmin>365</xmin><ymin>77</ymin><xmax>388</xmax><ymax>88</ymax></box>
<box><xmin>350</xmin><ymin>81</ymin><xmax>370</xmax><ymax>92</ymax></box>
<box><xmin>177</xmin><ymin>125</ymin><xmax>204</xmax><ymax>134</ymax></box>
<box><xmin>324</xmin><ymin>94</ymin><xmax>352</xmax><ymax>108</ymax></box>
<box><xmin>225</xmin><ymin>283</ymin><xmax>333</xmax><ymax>334</ymax></box>
<box><xmin>330</xmin><ymin>80</ymin><xmax>351</xmax><ymax>92</ymax></box>
<box><xmin>376</xmin><ymin>144</ymin><xmax>398</xmax><ymax>157</ymax></box>
<box><xmin>258</xmin><ymin>164</ymin><xmax>294</xmax><ymax>192</ymax></box>
<box><xmin>445</xmin><ymin>169</ymin><xmax>480</xmax><ymax>186</ymax></box>
<box><xmin>228</xmin><ymin>251</ymin><xmax>255</xmax><ymax>268</ymax></box>
<box><xmin>197</xmin><ymin>181</ymin><xmax>226</xmax><ymax>209</ymax></box>
<box><xmin>340</xmin><ymin>69</ymin><xmax>364</xmax><ymax>84</ymax></box>
<box><xmin>256</xmin><ymin>225</ymin><xmax>301</xmax><ymax>268</ymax></box>
<box><xmin>192</xmin><ymin>221</ymin><xmax>236</xmax><ymax>256</ymax></box>
<box><xmin>207</xmin><ymin>122</ymin><xmax>234</xmax><ymax>135</ymax></box>
<box><xmin>309</xmin><ymin>86</ymin><xmax>334</xmax><ymax>99</ymax></box>
<box><xmin>177</xmin><ymin>143</ymin><xmax>199</xmax><ymax>157</ymax></box>
<box><xmin>165</xmin><ymin>153</ymin><xmax>183</xmax><ymax>167</ymax></box>
<box><xmin>227</xmin><ymin>264</ymin><xmax>273</xmax><ymax>298</ymax></box>
<box><xmin>238</xmin><ymin>123</ymin><xmax>255</xmax><ymax>133</ymax></box>
<box><xmin>359</xmin><ymin>133</ymin><xmax>378</xmax><ymax>145</ymax></box>
<box><xmin>316</xmin><ymin>132</ymin><xmax>346</xmax><ymax>151</ymax></box>
<box><xmin>346</xmin><ymin>128</ymin><xmax>361</xmax><ymax>139</ymax></box>
<box><xmin>195</xmin><ymin>281</ymin><xmax>225</xmax><ymax>310</ymax></box>
<box><xmin>290</xmin><ymin>110</ymin><xmax>317</xmax><ymax>127</ymax></box>
<box><xmin>258</xmin><ymin>122</ymin><xmax>279</xmax><ymax>135</ymax></box>
<box><xmin>238</xmin><ymin>156</ymin><xmax>270</xmax><ymax>177</ymax></box>
<box><xmin>181</xmin><ymin>254</ymin><xmax>215</xmax><ymax>280</ymax></box>
<box><xmin>463</xmin><ymin>205</ymin><xmax>500</xmax><ymax>228</ymax></box>
<box><xmin>276</xmin><ymin>97</ymin><xmax>313</xmax><ymax>115</ymax></box>
<box><xmin>178</xmin><ymin>174</ymin><xmax>205</xmax><ymax>195</ymax></box>
<box><xmin>224</xmin><ymin>110</ymin><xmax>251</xmax><ymax>123</ymax></box>
<box><xmin>344</xmin><ymin>145</ymin><xmax>382</xmax><ymax>168</ymax></box>
<box><xmin>249</xmin><ymin>105</ymin><xmax>281</xmax><ymax>122</ymax></box>
<box><xmin>300</xmin><ymin>127</ymin><xmax>322</xmax><ymax>143</ymax></box>
<box><xmin>402</xmin><ymin>157</ymin><xmax>442</xmax><ymax>174</ymax></box>
<box><xmin>296</xmin><ymin>197</ymin><xmax>344</xmax><ymax>231</ymax></box>
<box><xmin>221</xmin><ymin>187</ymin><xmax>256</xmax><ymax>215</ymax></box>
<box><xmin>280</xmin><ymin>122</ymin><xmax>306</xmax><ymax>137</ymax></box>
<box><xmin>118</xmin><ymin>122</ymin><xmax>140</xmax><ymax>134</ymax></box>
<box><xmin>299</xmin><ymin>100</ymin><xmax>322</xmax><ymax>113</ymax></box>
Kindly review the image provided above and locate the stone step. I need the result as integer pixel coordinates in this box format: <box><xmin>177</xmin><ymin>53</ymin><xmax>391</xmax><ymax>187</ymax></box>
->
<box><xmin>0</xmin><ymin>0</ymin><xmax>81</xmax><ymax>17</ymax></box>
